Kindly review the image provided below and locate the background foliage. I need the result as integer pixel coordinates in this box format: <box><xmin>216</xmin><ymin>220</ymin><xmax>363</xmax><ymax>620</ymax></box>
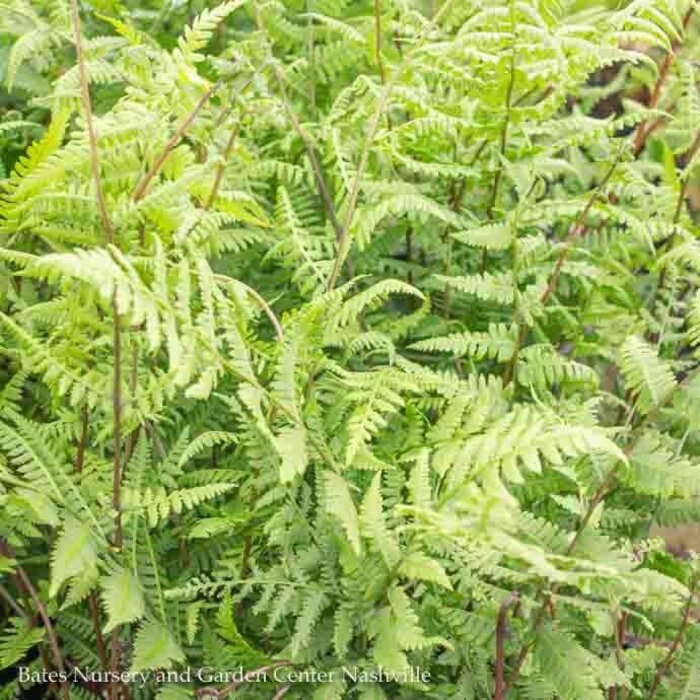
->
<box><xmin>1</xmin><ymin>0</ymin><xmax>700</xmax><ymax>698</ymax></box>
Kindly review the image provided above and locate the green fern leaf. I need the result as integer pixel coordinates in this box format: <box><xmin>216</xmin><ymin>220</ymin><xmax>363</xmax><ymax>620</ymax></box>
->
<box><xmin>276</xmin><ymin>424</ymin><xmax>308</xmax><ymax>483</ymax></box>
<box><xmin>50</xmin><ymin>518</ymin><xmax>98</xmax><ymax>597</ymax></box>
<box><xmin>100</xmin><ymin>567</ymin><xmax>145</xmax><ymax>633</ymax></box>
<box><xmin>360</xmin><ymin>472</ymin><xmax>400</xmax><ymax>568</ymax></box>
<box><xmin>619</xmin><ymin>335</ymin><xmax>677</xmax><ymax>412</ymax></box>
<box><xmin>0</xmin><ymin>618</ymin><xmax>44</xmax><ymax>670</ymax></box>
<box><xmin>130</xmin><ymin>620</ymin><xmax>185</xmax><ymax>672</ymax></box>
<box><xmin>324</xmin><ymin>471</ymin><xmax>361</xmax><ymax>555</ymax></box>
<box><xmin>398</xmin><ymin>552</ymin><xmax>452</xmax><ymax>590</ymax></box>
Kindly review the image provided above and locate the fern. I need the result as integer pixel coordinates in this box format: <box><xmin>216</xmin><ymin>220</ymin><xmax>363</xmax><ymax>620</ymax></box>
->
<box><xmin>0</xmin><ymin>0</ymin><xmax>699</xmax><ymax>698</ymax></box>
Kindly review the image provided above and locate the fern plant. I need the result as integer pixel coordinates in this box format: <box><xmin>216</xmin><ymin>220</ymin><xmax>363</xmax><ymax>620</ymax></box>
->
<box><xmin>1</xmin><ymin>0</ymin><xmax>700</xmax><ymax>699</ymax></box>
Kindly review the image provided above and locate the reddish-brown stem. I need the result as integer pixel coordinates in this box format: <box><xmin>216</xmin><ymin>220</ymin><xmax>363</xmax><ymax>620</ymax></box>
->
<box><xmin>647</xmin><ymin>569</ymin><xmax>699</xmax><ymax>699</ymax></box>
<box><xmin>503</xmin><ymin>152</ymin><xmax>621</xmax><ymax>387</ymax></box>
<box><xmin>0</xmin><ymin>582</ymin><xmax>27</xmax><ymax>620</ymax></box>
<box><xmin>88</xmin><ymin>592</ymin><xmax>109</xmax><ymax>671</ymax></box>
<box><xmin>488</xmin><ymin>47</ymin><xmax>516</xmax><ymax>221</ymax></box>
<box><xmin>673</xmin><ymin>132</ymin><xmax>700</xmax><ymax>224</ymax></box>
<box><xmin>252</xmin><ymin>3</ymin><xmax>343</xmax><ymax>241</ymax></box>
<box><xmin>109</xmin><ymin>307</ymin><xmax>123</xmax><ymax>697</ymax></box>
<box><xmin>272</xmin><ymin>684</ymin><xmax>291</xmax><ymax>700</ymax></box>
<box><xmin>133</xmin><ymin>80</ymin><xmax>222</xmax><ymax>203</ymax></box>
<box><xmin>111</xmin><ymin>308</ymin><xmax>123</xmax><ymax>552</ymax></box>
<box><xmin>611</xmin><ymin>611</ymin><xmax>629</xmax><ymax>700</ymax></box>
<box><xmin>442</xmin><ymin>177</ymin><xmax>467</xmax><ymax>317</ymax></box>
<box><xmin>241</xmin><ymin>536</ymin><xmax>252</xmax><ymax>578</ymax></box>
<box><xmin>73</xmin><ymin>407</ymin><xmax>109</xmax><ymax>676</ymax></box>
<box><xmin>17</xmin><ymin>569</ymin><xmax>68</xmax><ymax>699</ymax></box>
<box><xmin>70</xmin><ymin>0</ymin><xmax>113</xmax><ymax>243</ymax></box>
<box><xmin>540</xmin><ymin>154</ymin><xmax>621</xmax><ymax>306</ymax></box>
<box><xmin>213</xmin><ymin>275</ymin><xmax>284</xmax><ymax>343</ymax></box>
<box><xmin>178</xmin><ymin>535</ymin><xmax>191</xmax><ymax>568</ymax></box>
<box><xmin>75</xmin><ymin>405</ymin><xmax>89</xmax><ymax>473</ymax></box>
<box><xmin>494</xmin><ymin>592</ymin><xmax>520</xmax><ymax>700</ymax></box>
<box><xmin>500</xmin><ymin>467</ymin><xmax>619</xmax><ymax>697</ymax></box>
<box><xmin>70</xmin><ymin>5</ymin><xmax>123</xmax><ymax>695</ymax></box>
<box><xmin>206</xmin><ymin>119</ymin><xmax>243</xmax><ymax>210</ymax></box>
<box><xmin>0</xmin><ymin>541</ymin><xmax>68</xmax><ymax>700</ymax></box>
<box><xmin>648</xmin><ymin>130</ymin><xmax>700</xmax><ymax>321</ymax></box>
<box><xmin>632</xmin><ymin>7</ymin><xmax>695</xmax><ymax>157</ymax></box>
<box><xmin>500</xmin><ymin>419</ymin><xmax>674</xmax><ymax>699</ymax></box>
<box><xmin>203</xmin><ymin>70</ymin><xmax>260</xmax><ymax>211</ymax></box>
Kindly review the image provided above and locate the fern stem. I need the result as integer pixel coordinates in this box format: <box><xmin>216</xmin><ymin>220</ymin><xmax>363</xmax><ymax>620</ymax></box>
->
<box><xmin>70</xmin><ymin>4</ymin><xmax>124</xmax><ymax>693</ymax></box>
<box><xmin>88</xmin><ymin>591</ymin><xmax>109</xmax><ymax>671</ymax></box>
<box><xmin>647</xmin><ymin>566</ymin><xmax>699</xmax><ymax>700</ymax></box>
<box><xmin>205</xmin><ymin>117</ymin><xmax>243</xmax><ymax>210</ymax></box>
<box><xmin>611</xmin><ymin>611</ymin><xmax>629</xmax><ymax>700</ymax></box>
<box><xmin>540</xmin><ymin>151</ymin><xmax>622</xmax><ymax>306</ymax></box>
<box><xmin>672</xmin><ymin>131</ymin><xmax>700</xmax><ymax>221</ymax></box>
<box><xmin>631</xmin><ymin>6</ymin><xmax>695</xmax><ymax>157</ymax></box>
<box><xmin>0</xmin><ymin>541</ymin><xmax>68</xmax><ymax>700</ymax></box>
<box><xmin>109</xmin><ymin>309</ymin><xmax>124</xmax><ymax>696</ymax></box>
<box><xmin>214</xmin><ymin>274</ymin><xmax>284</xmax><ymax>343</ymax></box>
<box><xmin>373</xmin><ymin>0</ymin><xmax>387</xmax><ymax>87</ymax></box>
<box><xmin>501</xmin><ymin>405</ymin><xmax>673</xmax><ymax>699</ymax></box>
<box><xmin>485</xmin><ymin>0</ymin><xmax>519</xmax><ymax>281</ymax></box>
<box><xmin>253</xmin><ymin>1</ymin><xmax>344</xmax><ymax>243</ymax></box>
<box><xmin>306</xmin><ymin>0</ymin><xmax>316</xmax><ymax>114</ymax></box>
<box><xmin>327</xmin><ymin>0</ymin><xmax>458</xmax><ymax>291</ymax></box>
<box><xmin>487</xmin><ymin>37</ymin><xmax>516</xmax><ymax>221</ymax></box>
<box><xmin>272</xmin><ymin>684</ymin><xmax>291</xmax><ymax>700</ymax></box>
<box><xmin>69</xmin><ymin>0</ymin><xmax>113</xmax><ymax>244</ymax></box>
<box><xmin>122</xmin><ymin>338</ymin><xmax>142</xmax><ymax>474</ymax></box>
<box><xmin>374</xmin><ymin>0</ymin><xmax>393</xmax><ymax>132</ymax></box>
<box><xmin>500</xmin><ymin>464</ymin><xmax>619</xmax><ymax>697</ymax></box>
<box><xmin>405</xmin><ymin>226</ymin><xmax>414</xmax><ymax>284</ymax></box>
<box><xmin>0</xmin><ymin>582</ymin><xmax>28</xmax><ymax>620</ymax></box>
<box><xmin>217</xmin><ymin>354</ymin><xmax>341</xmax><ymax>471</ymax></box>
<box><xmin>442</xmin><ymin>169</ymin><xmax>468</xmax><ymax>317</ymax></box>
<box><xmin>650</xmin><ymin>131</ymin><xmax>700</xmax><ymax>312</ymax></box>
<box><xmin>75</xmin><ymin>405</ymin><xmax>88</xmax><ymax>473</ymax></box>
<box><xmin>503</xmin><ymin>150</ymin><xmax>622</xmax><ymax>387</ymax></box>
<box><xmin>494</xmin><ymin>592</ymin><xmax>520</xmax><ymax>700</ymax></box>
<box><xmin>204</xmin><ymin>69</ymin><xmax>261</xmax><ymax>210</ymax></box>
<box><xmin>111</xmin><ymin>310</ymin><xmax>123</xmax><ymax>551</ymax></box>
<box><xmin>73</xmin><ymin>407</ymin><xmax>110</xmax><ymax>676</ymax></box>
<box><xmin>132</xmin><ymin>80</ymin><xmax>222</xmax><ymax>203</ymax></box>
<box><xmin>243</xmin><ymin>285</ymin><xmax>285</xmax><ymax>344</ymax></box>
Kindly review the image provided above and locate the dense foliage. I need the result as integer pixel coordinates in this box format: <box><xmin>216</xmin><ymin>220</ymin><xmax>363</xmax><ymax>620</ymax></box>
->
<box><xmin>1</xmin><ymin>0</ymin><xmax>700</xmax><ymax>698</ymax></box>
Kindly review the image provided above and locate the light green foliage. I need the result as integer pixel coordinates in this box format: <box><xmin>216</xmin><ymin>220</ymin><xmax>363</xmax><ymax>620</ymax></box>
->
<box><xmin>130</xmin><ymin>619</ymin><xmax>184</xmax><ymax>672</ymax></box>
<box><xmin>0</xmin><ymin>0</ymin><xmax>700</xmax><ymax>699</ymax></box>
<box><xmin>100</xmin><ymin>567</ymin><xmax>145</xmax><ymax>633</ymax></box>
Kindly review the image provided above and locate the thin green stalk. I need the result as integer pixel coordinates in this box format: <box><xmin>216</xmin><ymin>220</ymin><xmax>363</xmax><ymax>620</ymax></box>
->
<box><xmin>70</xmin><ymin>2</ymin><xmax>123</xmax><ymax>694</ymax></box>
<box><xmin>253</xmin><ymin>2</ymin><xmax>343</xmax><ymax>241</ymax></box>
<box><xmin>326</xmin><ymin>0</ymin><xmax>458</xmax><ymax>291</ymax></box>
